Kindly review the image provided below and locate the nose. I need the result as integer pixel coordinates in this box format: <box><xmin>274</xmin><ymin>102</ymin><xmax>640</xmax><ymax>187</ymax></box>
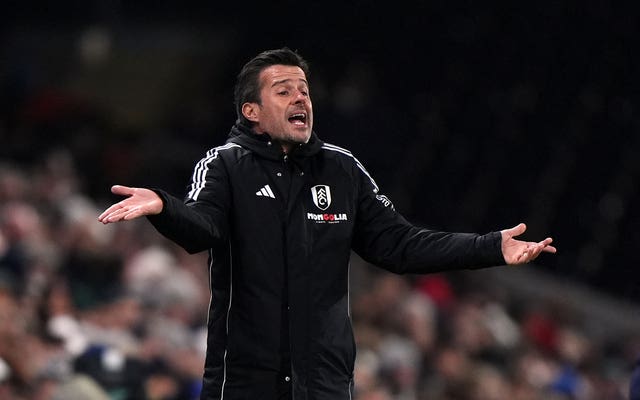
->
<box><xmin>293</xmin><ymin>90</ymin><xmax>307</xmax><ymax>104</ymax></box>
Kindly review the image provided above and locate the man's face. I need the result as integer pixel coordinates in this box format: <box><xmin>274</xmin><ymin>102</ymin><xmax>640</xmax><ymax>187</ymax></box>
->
<box><xmin>249</xmin><ymin>65</ymin><xmax>313</xmax><ymax>147</ymax></box>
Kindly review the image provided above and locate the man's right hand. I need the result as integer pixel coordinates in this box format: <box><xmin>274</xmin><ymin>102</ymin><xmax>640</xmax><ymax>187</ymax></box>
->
<box><xmin>98</xmin><ymin>185</ymin><xmax>163</xmax><ymax>224</ymax></box>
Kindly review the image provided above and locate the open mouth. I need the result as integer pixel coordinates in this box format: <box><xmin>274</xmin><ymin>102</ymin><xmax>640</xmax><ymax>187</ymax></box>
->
<box><xmin>288</xmin><ymin>112</ymin><xmax>307</xmax><ymax>126</ymax></box>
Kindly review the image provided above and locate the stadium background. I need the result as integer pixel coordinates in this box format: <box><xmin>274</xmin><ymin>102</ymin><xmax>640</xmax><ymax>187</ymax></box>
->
<box><xmin>1</xmin><ymin>1</ymin><xmax>638</xmax><ymax>399</ymax></box>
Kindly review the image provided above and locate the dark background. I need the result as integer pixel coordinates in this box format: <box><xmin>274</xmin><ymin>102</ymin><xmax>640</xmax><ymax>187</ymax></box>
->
<box><xmin>1</xmin><ymin>1</ymin><xmax>638</xmax><ymax>301</ymax></box>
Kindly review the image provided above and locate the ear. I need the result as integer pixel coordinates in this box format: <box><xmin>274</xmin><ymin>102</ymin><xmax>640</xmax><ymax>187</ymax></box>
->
<box><xmin>242</xmin><ymin>102</ymin><xmax>260</xmax><ymax>123</ymax></box>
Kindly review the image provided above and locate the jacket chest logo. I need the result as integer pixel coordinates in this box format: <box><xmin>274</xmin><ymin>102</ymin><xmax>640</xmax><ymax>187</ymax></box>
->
<box><xmin>310</xmin><ymin>185</ymin><xmax>332</xmax><ymax>210</ymax></box>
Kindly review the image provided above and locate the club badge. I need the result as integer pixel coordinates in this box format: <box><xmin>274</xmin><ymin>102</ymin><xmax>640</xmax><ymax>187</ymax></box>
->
<box><xmin>311</xmin><ymin>185</ymin><xmax>332</xmax><ymax>211</ymax></box>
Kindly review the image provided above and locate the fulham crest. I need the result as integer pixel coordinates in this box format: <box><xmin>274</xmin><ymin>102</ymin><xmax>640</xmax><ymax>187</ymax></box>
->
<box><xmin>311</xmin><ymin>185</ymin><xmax>331</xmax><ymax>210</ymax></box>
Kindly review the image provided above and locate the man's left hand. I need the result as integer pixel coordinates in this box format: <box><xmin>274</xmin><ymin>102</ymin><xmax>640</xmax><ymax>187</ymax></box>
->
<box><xmin>501</xmin><ymin>223</ymin><xmax>556</xmax><ymax>265</ymax></box>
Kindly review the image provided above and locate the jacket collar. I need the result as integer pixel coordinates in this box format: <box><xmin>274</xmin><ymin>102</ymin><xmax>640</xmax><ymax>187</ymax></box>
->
<box><xmin>227</xmin><ymin>123</ymin><xmax>324</xmax><ymax>161</ymax></box>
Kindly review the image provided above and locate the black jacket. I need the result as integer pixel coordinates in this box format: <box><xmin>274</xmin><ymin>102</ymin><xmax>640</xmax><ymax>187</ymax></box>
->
<box><xmin>148</xmin><ymin>124</ymin><xmax>505</xmax><ymax>400</ymax></box>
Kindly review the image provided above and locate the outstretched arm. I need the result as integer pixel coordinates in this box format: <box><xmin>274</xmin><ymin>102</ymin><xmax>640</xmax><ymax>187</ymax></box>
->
<box><xmin>501</xmin><ymin>223</ymin><xmax>556</xmax><ymax>264</ymax></box>
<box><xmin>98</xmin><ymin>185</ymin><xmax>163</xmax><ymax>224</ymax></box>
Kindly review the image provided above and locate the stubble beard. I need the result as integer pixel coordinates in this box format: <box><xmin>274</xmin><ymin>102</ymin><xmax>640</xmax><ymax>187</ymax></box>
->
<box><xmin>275</xmin><ymin>127</ymin><xmax>311</xmax><ymax>146</ymax></box>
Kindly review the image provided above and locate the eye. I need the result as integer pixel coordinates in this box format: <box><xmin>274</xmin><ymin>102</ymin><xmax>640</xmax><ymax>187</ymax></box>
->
<box><xmin>278</xmin><ymin>90</ymin><xmax>289</xmax><ymax>96</ymax></box>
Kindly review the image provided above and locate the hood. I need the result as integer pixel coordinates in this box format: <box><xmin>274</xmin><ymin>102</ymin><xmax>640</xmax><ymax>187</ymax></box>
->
<box><xmin>227</xmin><ymin>123</ymin><xmax>324</xmax><ymax>161</ymax></box>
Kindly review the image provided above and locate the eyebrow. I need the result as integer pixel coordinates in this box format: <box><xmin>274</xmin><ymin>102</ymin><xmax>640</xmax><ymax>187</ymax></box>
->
<box><xmin>271</xmin><ymin>78</ymin><xmax>309</xmax><ymax>87</ymax></box>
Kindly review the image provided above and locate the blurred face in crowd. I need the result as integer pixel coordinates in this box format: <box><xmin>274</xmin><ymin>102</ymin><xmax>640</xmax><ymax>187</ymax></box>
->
<box><xmin>242</xmin><ymin>65</ymin><xmax>313</xmax><ymax>151</ymax></box>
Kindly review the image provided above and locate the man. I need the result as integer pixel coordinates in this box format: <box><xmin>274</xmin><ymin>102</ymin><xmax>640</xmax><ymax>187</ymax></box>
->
<box><xmin>98</xmin><ymin>48</ymin><xmax>556</xmax><ymax>400</ymax></box>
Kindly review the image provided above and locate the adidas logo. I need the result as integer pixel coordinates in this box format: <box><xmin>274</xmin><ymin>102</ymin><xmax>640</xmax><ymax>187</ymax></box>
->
<box><xmin>256</xmin><ymin>184</ymin><xmax>275</xmax><ymax>199</ymax></box>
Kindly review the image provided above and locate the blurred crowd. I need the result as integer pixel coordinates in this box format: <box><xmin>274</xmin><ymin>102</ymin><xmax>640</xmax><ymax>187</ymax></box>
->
<box><xmin>1</xmin><ymin>151</ymin><xmax>637</xmax><ymax>399</ymax></box>
<box><xmin>0</xmin><ymin>154</ymin><xmax>210</xmax><ymax>399</ymax></box>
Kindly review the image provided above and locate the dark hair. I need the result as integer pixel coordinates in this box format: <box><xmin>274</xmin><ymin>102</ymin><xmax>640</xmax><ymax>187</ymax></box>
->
<box><xmin>233</xmin><ymin>47</ymin><xmax>310</xmax><ymax>125</ymax></box>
